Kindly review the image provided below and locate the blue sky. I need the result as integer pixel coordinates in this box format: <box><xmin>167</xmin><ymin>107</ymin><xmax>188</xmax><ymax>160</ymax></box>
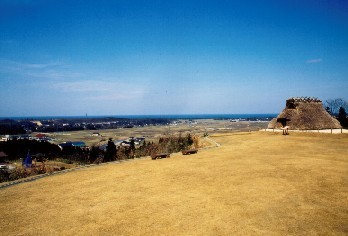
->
<box><xmin>0</xmin><ymin>0</ymin><xmax>347</xmax><ymax>116</ymax></box>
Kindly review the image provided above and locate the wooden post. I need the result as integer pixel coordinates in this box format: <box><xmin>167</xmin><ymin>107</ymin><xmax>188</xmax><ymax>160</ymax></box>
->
<box><xmin>331</xmin><ymin>128</ymin><xmax>332</xmax><ymax>134</ymax></box>
<box><xmin>341</xmin><ymin>128</ymin><xmax>343</xmax><ymax>134</ymax></box>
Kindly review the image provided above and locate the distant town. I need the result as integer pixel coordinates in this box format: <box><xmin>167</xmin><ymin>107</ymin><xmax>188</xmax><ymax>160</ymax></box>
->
<box><xmin>0</xmin><ymin>117</ymin><xmax>174</xmax><ymax>135</ymax></box>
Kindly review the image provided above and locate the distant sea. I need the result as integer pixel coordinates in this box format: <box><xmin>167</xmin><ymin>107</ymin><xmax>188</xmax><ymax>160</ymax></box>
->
<box><xmin>2</xmin><ymin>114</ymin><xmax>277</xmax><ymax>120</ymax></box>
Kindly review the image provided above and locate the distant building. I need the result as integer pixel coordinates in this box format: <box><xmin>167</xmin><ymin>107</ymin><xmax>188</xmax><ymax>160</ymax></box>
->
<box><xmin>133</xmin><ymin>137</ymin><xmax>145</xmax><ymax>146</ymax></box>
<box><xmin>121</xmin><ymin>141</ymin><xmax>131</xmax><ymax>147</ymax></box>
<box><xmin>7</xmin><ymin>134</ymin><xmax>31</xmax><ymax>140</ymax></box>
<box><xmin>0</xmin><ymin>136</ymin><xmax>8</xmax><ymax>142</ymax></box>
<box><xmin>34</xmin><ymin>133</ymin><xmax>52</xmax><ymax>141</ymax></box>
<box><xmin>114</xmin><ymin>140</ymin><xmax>124</xmax><ymax>147</ymax></box>
<box><xmin>58</xmin><ymin>141</ymin><xmax>87</xmax><ymax>149</ymax></box>
<box><xmin>113</xmin><ymin>137</ymin><xmax>146</xmax><ymax>147</ymax></box>
<box><xmin>35</xmin><ymin>133</ymin><xmax>47</xmax><ymax>139</ymax></box>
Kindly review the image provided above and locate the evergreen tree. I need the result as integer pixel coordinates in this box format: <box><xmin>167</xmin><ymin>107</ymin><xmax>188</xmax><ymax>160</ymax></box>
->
<box><xmin>130</xmin><ymin>139</ymin><xmax>135</xmax><ymax>152</ymax></box>
<box><xmin>338</xmin><ymin>107</ymin><xmax>347</xmax><ymax>127</ymax></box>
<box><xmin>129</xmin><ymin>139</ymin><xmax>136</xmax><ymax>158</ymax></box>
<box><xmin>105</xmin><ymin>138</ymin><xmax>117</xmax><ymax>162</ymax></box>
<box><xmin>89</xmin><ymin>146</ymin><xmax>101</xmax><ymax>163</ymax></box>
<box><xmin>186</xmin><ymin>133</ymin><xmax>194</xmax><ymax>146</ymax></box>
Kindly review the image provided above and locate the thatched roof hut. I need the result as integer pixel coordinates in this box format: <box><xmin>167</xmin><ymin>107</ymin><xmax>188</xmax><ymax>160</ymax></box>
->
<box><xmin>268</xmin><ymin>97</ymin><xmax>341</xmax><ymax>130</ymax></box>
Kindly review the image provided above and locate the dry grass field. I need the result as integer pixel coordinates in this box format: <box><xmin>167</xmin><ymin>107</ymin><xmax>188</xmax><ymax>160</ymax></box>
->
<box><xmin>1</xmin><ymin>131</ymin><xmax>347</xmax><ymax>235</ymax></box>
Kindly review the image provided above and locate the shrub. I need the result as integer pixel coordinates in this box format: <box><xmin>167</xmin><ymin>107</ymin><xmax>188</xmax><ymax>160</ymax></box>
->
<box><xmin>0</xmin><ymin>164</ymin><xmax>54</xmax><ymax>183</ymax></box>
<box><xmin>133</xmin><ymin>133</ymin><xmax>198</xmax><ymax>158</ymax></box>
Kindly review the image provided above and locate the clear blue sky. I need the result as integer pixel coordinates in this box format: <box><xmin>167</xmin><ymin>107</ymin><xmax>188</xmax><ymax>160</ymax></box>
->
<box><xmin>1</xmin><ymin>0</ymin><xmax>347</xmax><ymax>116</ymax></box>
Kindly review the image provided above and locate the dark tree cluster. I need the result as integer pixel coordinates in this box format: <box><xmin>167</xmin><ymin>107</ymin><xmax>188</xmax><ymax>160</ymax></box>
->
<box><xmin>325</xmin><ymin>98</ymin><xmax>348</xmax><ymax>128</ymax></box>
<box><xmin>104</xmin><ymin>138</ymin><xmax>117</xmax><ymax>162</ymax></box>
<box><xmin>0</xmin><ymin>139</ymin><xmax>93</xmax><ymax>164</ymax></box>
<box><xmin>157</xmin><ymin>134</ymin><xmax>194</xmax><ymax>154</ymax></box>
<box><xmin>0</xmin><ymin>133</ymin><xmax>199</xmax><ymax>183</ymax></box>
<box><xmin>91</xmin><ymin>134</ymin><xmax>196</xmax><ymax>162</ymax></box>
<box><xmin>0</xmin><ymin>119</ymin><xmax>26</xmax><ymax>135</ymax></box>
<box><xmin>89</xmin><ymin>146</ymin><xmax>104</xmax><ymax>163</ymax></box>
<box><xmin>134</xmin><ymin>134</ymin><xmax>194</xmax><ymax>158</ymax></box>
<box><xmin>0</xmin><ymin>139</ymin><xmax>61</xmax><ymax>161</ymax></box>
<box><xmin>0</xmin><ymin>133</ymin><xmax>197</xmax><ymax>165</ymax></box>
<box><xmin>60</xmin><ymin>146</ymin><xmax>89</xmax><ymax>164</ymax></box>
<box><xmin>325</xmin><ymin>98</ymin><xmax>348</xmax><ymax>115</ymax></box>
<box><xmin>338</xmin><ymin>107</ymin><xmax>348</xmax><ymax>128</ymax></box>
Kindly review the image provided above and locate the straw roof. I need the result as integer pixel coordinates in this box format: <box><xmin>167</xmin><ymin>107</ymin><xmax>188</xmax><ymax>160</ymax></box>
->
<box><xmin>268</xmin><ymin>97</ymin><xmax>341</xmax><ymax>130</ymax></box>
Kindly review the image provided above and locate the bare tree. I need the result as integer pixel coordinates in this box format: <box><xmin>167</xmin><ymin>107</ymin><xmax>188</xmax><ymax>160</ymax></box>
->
<box><xmin>325</xmin><ymin>98</ymin><xmax>348</xmax><ymax>115</ymax></box>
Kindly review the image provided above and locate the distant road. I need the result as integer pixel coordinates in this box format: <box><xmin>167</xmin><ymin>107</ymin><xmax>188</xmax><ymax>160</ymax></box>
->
<box><xmin>204</xmin><ymin>137</ymin><xmax>221</xmax><ymax>147</ymax></box>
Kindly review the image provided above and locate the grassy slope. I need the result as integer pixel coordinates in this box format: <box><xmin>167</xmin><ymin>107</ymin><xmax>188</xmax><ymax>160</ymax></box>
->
<box><xmin>0</xmin><ymin>132</ymin><xmax>347</xmax><ymax>235</ymax></box>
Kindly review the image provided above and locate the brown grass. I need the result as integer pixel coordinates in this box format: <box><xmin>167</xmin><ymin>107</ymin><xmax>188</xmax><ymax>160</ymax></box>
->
<box><xmin>0</xmin><ymin>132</ymin><xmax>347</xmax><ymax>235</ymax></box>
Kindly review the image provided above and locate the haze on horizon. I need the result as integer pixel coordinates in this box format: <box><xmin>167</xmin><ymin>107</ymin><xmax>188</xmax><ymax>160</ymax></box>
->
<box><xmin>0</xmin><ymin>0</ymin><xmax>347</xmax><ymax>117</ymax></box>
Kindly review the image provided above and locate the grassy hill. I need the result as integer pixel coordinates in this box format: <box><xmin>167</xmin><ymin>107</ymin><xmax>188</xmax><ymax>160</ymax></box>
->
<box><xmin>1</xmin><ymin>132</ymin><xmax>347</xmax><ymax>235</ymax></box>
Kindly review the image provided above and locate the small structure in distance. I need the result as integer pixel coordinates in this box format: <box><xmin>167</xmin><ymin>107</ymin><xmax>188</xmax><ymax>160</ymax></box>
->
<box><xmin>268</xmin><ymin>97</ymin><xmax>341</xmax><ymax>130</ymax></box>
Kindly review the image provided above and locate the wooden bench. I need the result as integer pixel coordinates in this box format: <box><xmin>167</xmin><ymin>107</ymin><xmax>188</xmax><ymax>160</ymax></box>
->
<box><xmin>151</xmin><ymin>153</ymin><xmax>170</xmax><ymax>160</ymax></box>
<box><xmin>182</xmin><ymin>149</ymin><xmax>198</xmax><ymax>155</ymax></box>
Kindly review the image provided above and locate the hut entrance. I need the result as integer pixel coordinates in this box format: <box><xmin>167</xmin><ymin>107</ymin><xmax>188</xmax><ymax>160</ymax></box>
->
<box><xmin>277</xmin><ymin>118</ymin><xmax>290</xmax><ymax>127</ymax></box>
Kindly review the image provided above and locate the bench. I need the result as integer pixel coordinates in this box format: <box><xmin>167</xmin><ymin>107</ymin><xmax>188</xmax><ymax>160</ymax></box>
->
<box><xmin>151</xmin><ymin>153</ymin><xmax>171</xmax><ymax>160</ymax></box>
<box><xmin>182</xmin><ymin>149</ymin><xmax>198</xmax><ymax>155</ymax></box>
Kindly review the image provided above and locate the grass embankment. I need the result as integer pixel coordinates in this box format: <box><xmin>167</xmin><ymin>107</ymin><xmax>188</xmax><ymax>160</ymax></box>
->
<box><xmin>0</xmin><ymin>132</ymin><xmax>347</xmax><ymax>235</ymax></box>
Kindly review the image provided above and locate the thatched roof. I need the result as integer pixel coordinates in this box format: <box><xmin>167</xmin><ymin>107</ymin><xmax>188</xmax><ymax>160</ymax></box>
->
<box><xmin>268</xmin><ymin>97</ymin><xmax>341</xmax><ymax>130</ymax></box>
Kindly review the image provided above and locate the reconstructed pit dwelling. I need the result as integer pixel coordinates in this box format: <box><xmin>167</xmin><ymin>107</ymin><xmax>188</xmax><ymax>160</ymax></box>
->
<box><xmin>268</xmin><ymin>97</ymin><xmax>341</xmax><ymax>130</ymax></box>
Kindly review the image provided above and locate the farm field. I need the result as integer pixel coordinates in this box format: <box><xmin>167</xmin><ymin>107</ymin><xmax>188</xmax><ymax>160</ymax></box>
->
<box><xmin>44</xmin><ymin>120</ymin><xmax>268</xmax><ymax>146</ymax></box>
<box><xmin>0</xmin><ymin>131</ymin><xmax>347</xmax><ymax>235</ymax></box>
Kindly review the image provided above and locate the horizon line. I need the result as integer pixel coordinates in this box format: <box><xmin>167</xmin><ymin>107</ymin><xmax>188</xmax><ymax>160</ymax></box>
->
<box><xmin>0</xmin><ymin>113</ymin><xmax>278</xmax><ymax>119</ymax></box>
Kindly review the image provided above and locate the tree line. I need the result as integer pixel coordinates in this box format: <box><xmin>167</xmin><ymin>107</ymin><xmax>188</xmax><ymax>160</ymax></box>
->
<box><xmin>325</xmin><ymin>98</ymin><xmax>348</xmax><ymax>128</ymax></box>
<box><xmin>0</xmin><ymin>134</ymin><xmax>198</xmax><ymax>183</ymax></box>
<box><xmin>94</xmin><ymin>133</ymin><xmax>197</xmax><ymax>163</ymax></box>
<box><xmin>0</xmin><ymin>134</ymin><xmax>198</xmax><ymax>164</ymax></box>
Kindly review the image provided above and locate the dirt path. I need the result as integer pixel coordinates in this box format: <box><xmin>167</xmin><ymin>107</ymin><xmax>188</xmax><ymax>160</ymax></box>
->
<box><xmin>204</xmin><ymin>136</ymin><xmax>221</xmax><ymax>147</ymax></box>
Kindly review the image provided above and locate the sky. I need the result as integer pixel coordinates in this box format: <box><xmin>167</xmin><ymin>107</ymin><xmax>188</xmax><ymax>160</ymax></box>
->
<box><xmin>0</xmin><ymin>0</ymin><xmax>347</xmax><ymax>116</ymax></box>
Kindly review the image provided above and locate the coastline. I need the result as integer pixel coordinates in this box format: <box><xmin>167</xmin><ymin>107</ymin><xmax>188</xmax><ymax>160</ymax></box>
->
<box><xmin>0</xmin><ymin>113</ymin><xmax>277</xmax><ymax>121</ymax></box>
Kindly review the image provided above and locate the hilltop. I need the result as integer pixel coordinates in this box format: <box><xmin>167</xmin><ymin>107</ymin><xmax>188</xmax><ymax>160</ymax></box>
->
<box><xmin>0</xmin><ymin>132</ymin><xmax>347</xmax><ymax>235</ymax></box>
